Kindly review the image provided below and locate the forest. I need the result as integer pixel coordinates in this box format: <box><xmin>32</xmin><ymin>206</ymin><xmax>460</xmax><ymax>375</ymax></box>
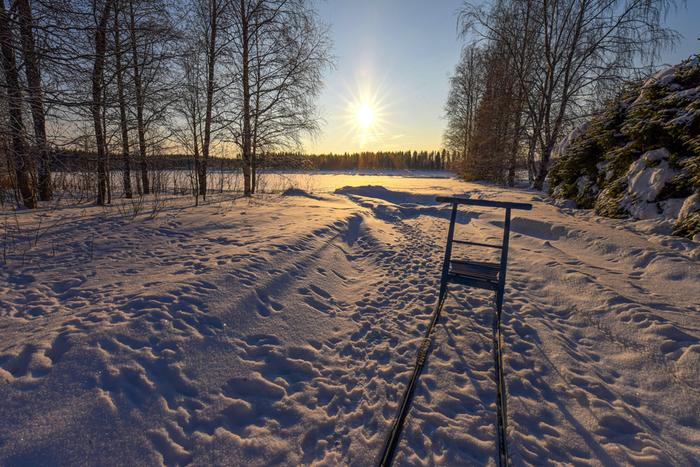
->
<box><xmin>1</xmin><ymin>0</ymin><xmax>332</xmax><ymax>208</ymax></box>
<box><xmin>276</xmin><ymin>150</ymin><xmax>453</xmax><ymax>171</ymax></box>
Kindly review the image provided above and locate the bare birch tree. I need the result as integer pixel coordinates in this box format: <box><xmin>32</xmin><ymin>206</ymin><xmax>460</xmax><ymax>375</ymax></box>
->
<box><xmin>174</xmin><ymin>43</ymin><xmax>205</xmax><ymax>203</ymax></box>
<box><xmin>443</xmin><ymin>45</ymin><xmax>485</xmax><ymax>175</ymax></box>
<box><xmin>228</xmin><ymin>0</ymin><xmax>331</xmax><ymax>196</ymax></box>
<box><xmin>178</xmin><ymin>0</ymin><xmax>231</xmax><ymax>199</ymax></box>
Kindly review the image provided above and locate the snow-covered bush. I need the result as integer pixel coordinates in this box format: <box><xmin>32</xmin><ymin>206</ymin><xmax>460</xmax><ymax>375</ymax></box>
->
<box><xmin>549</xmin><ymin>54</ymin><xmax>700</xmax><ymax>239</ymax></box>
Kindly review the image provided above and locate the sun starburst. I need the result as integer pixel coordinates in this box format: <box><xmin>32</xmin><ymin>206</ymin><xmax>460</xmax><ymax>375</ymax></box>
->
<box><xmin>341</xmin><ymin>81</ymin><xmax>390</xmax><ymax>149</ymax></box>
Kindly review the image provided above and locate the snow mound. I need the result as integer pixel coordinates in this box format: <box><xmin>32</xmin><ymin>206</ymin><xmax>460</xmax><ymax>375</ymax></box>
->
<box><xmin>334</xmin><ymin>185</ymin><xmax>438</xmax><ymax>206</ymax></box>
<box><xmin>281</xmin><ymin>187</ymin><xmax>319</xmax><ymax>199</ymax></box>
<box><xmin>508</xmin><ymin>217</ymin><xmax>570</xmax><ymax>241</ymax></box>
<box><xmin>334</xmin><ymin>185</ymin><xmax>481</xmax><ymax>224</ymax></box>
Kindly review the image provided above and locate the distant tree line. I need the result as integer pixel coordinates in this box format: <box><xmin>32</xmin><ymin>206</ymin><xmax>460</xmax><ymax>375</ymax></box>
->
<box><xmin>0</xmin><ymin>0</ymin><xmax>332</xmax><ymax>209</ymax></box>
<box><xmin>444</xmin><ymin>0</ymin><xmax>681</xmax><ymax>189</ymax></box>
<box><xmin>280</xmin><ymin>150</ymin><xmax>453</xmax><ymax>171</ymax></box>
<box><xmin>47</xmin><ymin>148</ymin><xmax>455</xmax><ymax>172</ymax></box>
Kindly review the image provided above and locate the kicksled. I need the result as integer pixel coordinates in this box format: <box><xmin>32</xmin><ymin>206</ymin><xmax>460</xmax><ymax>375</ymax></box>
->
<box><xmin>378</xmin><ymin>195</ymin><xmax>532</xmax><ymax>467</ymax></box>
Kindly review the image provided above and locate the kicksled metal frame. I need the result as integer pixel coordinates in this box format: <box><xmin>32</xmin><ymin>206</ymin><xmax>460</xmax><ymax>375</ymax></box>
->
<box><xmin>378</xmin><ymin>196</ymin><xmax>532</xmax><ymax>467</ymax></box>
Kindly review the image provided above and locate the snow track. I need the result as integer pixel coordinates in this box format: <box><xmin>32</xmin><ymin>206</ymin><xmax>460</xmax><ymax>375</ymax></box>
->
<box><xmin>1</xmin><ymin>175</ymin><xmax>699</xmax><ymax>466</ymax></box>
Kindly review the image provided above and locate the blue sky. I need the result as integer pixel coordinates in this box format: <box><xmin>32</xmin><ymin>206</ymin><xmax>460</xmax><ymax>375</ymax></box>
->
<box><xmin>305</xmin><ymin>0</ymin><xmax>700</xmax><ymax>154</ymax></box>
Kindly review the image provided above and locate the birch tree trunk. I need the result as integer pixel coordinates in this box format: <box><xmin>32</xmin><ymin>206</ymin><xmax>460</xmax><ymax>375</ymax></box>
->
<box><xmin>128</xmin><ymin>0</ymin><xmax>149</xmax><ymax>195</ymax></box>
<box><xmin>16</xmin><ymin>0</ymin><xmax>50</xmax><ymax>201</ymax></box>
<box><xmin>192</xmin><ymin>111</ymin><xmax>201</xmax><ymax>205</ymax></box>
<box><xmin>114</xmin><ymin>2</ymin><xmax>133</xmax><ymax>198</ymax></box>
<box><xmin>102</xmin><ymin>79</ymin><xmax>111</xmax><ymax>203</ymax></box>
<box><xmin>250</xmin><ymin>13</ymin><xmax>261</xmax><ymax>195</ymax></box>
<box><xmin>200</xmin><ymin>0</ymin><xmax>220</xmax><ymax>199</ymax></box>
<box><xmin>239</xmin><ymin>0</ymin><xmax>252</xmax><ymax>197</ymax></box>
<box><xmin>0</xmin><ymin>0</ymin><xmax>36</xmax><ymax>208</ymax></box>
<box><xmin>92</xmin><ymin>0</ymin><xmax>112</xmax><ymax>205</ymax></box>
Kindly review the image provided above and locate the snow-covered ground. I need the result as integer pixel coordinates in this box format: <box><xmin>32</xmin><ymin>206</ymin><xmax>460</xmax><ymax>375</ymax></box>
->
<box><xmin>1</xmin><ymin>173</ymin><xmax>698</xmax><ymax>466</ymax></box>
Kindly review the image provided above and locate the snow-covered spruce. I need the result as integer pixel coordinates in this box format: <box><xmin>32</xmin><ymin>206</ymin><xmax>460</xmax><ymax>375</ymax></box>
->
<box><xmin>549</xmin><ymin>54</ymin><xmax>700</xmax><ymax>240</ymax></box>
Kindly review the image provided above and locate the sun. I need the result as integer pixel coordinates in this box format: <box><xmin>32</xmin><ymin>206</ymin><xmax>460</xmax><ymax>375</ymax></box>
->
<box><xmin>341</xmin><ymin>80</ymin><xmax>391</xmax><ymax>149</ymax></box>
<box><xmin>356</xmin><ymin>103</ymin><xmax>375</xmax><ymax>130</ymax></box>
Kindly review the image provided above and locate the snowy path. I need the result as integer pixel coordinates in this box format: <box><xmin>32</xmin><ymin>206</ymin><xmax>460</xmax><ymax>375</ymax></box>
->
<box><xmin>1</xmin><ymin>175</ymin><xmax>698</xmax><ymax>466</ymax></box>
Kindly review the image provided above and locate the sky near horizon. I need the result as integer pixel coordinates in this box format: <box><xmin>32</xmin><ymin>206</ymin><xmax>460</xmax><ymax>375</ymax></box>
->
<box><xmin>303</xmin><ymin>0</ymin><xmax>700</xmax><ymax>155</ymax></box>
